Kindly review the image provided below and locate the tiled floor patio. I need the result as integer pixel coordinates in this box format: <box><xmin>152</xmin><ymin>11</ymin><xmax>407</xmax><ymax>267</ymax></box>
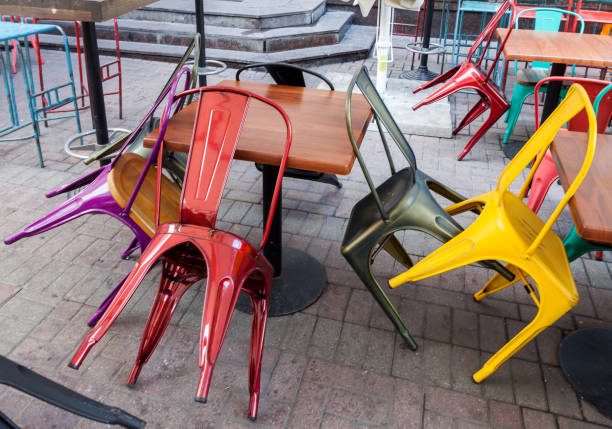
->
<box><xmin>1</xmin><ymin>43</ymin><xmax>612</xmax><ymax>429</ymax></box>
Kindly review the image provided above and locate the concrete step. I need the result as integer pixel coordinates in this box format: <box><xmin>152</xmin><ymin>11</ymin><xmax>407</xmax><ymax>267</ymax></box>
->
<box><xmin>49</xmin><ymin>11</ymin><xmax>353</xmax><ymax>53</ymax></box>
<box><xmin>38</xmin><ymin>24</ymin><xmax>376</xmax><ymax>67</ymax></box>
<box><xmin>123</xmin><ymin>0</ymin><xmax>327</xmax><ymax>29</ymax></box>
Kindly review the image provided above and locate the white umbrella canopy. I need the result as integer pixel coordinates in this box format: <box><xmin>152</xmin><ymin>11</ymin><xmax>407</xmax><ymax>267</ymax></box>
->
<box><xmin>343</xmin><ymin>0</ymin><xmax>423</xmax><ymax>17</ymax></box>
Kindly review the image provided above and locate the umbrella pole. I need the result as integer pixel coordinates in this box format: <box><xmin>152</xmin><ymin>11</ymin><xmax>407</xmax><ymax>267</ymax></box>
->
<box><xmin>375</xmin><ymin>2</ymin><xmax>393</xmax><ymax>93</ymax></box>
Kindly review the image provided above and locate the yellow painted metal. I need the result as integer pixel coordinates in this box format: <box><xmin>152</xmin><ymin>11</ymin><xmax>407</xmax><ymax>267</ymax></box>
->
<box><xmin>389</xmin><ymin>83</ymin><xmax>598</xmax><ymax>383</ymax></box>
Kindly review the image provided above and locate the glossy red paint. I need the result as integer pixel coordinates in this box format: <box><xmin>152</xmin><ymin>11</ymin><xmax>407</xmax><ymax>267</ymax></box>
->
<box><xmin>527</xmin><ymin>76</ymin><xmax>612</xmax><ymax>214</ymax></box>
<box><xmin>70</xmin><ymin>86</ymin><xmax>292</xmax><ymax>421</ymax></box>
<box><xmin>413</xmin><ymin>0</ymin><xmax>516</xmax><ymax>160</ymax></box>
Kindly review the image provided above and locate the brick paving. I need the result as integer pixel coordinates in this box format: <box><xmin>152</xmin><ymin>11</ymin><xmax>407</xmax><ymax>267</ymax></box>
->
<box><xmin>0</xmin><ymin>43</ymin><xmax>612</xmax><ymax>429</ymax></box>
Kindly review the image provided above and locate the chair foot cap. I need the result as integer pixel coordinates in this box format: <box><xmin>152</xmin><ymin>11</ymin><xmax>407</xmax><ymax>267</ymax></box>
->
<box><xmin>248</xmin><ymin>416</ymin><xmax>257</xmax><ymax>422</ymax></box>
<box><xmin>195</xmin><ymin>396</ymin><xmax>207</xmax><ymax>404</ymax></box>
<box><xmin>68</xmin><ymin>363</ymin><xmax>79</xmax><ymax>370</ymax></box>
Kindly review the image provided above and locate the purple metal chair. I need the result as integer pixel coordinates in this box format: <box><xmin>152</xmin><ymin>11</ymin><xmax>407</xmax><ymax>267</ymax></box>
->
<box><xmin>4</xmin><ymin>67</ymin><xmax>192</xmax><ymax>326</ymax></box>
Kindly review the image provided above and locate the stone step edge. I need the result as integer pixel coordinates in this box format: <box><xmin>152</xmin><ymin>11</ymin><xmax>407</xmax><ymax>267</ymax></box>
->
<box><xmin>62</xmin><ymin>11</ymin><xmax>355</xmax><ymax>40</ymax></box>
<box><xmin>37</xmin><ymin>25</ymin><xmax>376</xmax><ymax>67</ymax></box>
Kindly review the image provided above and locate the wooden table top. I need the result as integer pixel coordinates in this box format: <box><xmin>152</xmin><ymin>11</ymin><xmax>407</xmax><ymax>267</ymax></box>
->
<box><xmin>144</xmin><ymin>80</ymin><xmax>373</xmax><ymax>176</ymax></box>
<box><xmin>0</xmin><ymin>0</ymin><xmax>157</xmax><ymax>22</ymax></box>
<box><xmin>551</xmin><ymin>130</ymin><xmax>612</xmax><ymax>245</ymax></box>
<box><xmin>496</xmin><ymin>29</ymin><xmax>612</xmax><ymax>68</ymax></box>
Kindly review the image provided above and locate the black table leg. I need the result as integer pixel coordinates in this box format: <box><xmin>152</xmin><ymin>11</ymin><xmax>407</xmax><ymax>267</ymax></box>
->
<box><xmin>541</xmin><ymin>63</ymin><xmax>566</xmax><ymax>123</ymax></box>
<box><xmin>399</xmin><ymin>0</ymin><xmax>440</xmax><ymax>81</ymax></box>
<box><xmin>81</xmin><ymin>22</ymin><xmax>109</xmax><ymax>150</ymax></box>
<box><xmin>236</xmin><ymin>165</ymin><xmax>326</xmax><ymax>316</ymax></box>
<box><xmin>503</xmin><ymin>62</ymin><xmax>566</xmax><ymax>159</ymax></box>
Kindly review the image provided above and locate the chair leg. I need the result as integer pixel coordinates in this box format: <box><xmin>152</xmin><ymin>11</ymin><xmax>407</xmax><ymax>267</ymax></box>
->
<box><xmin>413</xmin><ymin>65</ymin><xmax>460</xmax><ymax>94</ymax></box>
<box><xmin>342</xmin><ymin>249</ymin><xmax>418</xmax><ymax>350</ymax></box>
<box><xmin>70</xmin><ymin>232</ymin><xmax>184</xmax><ymax>369</ymax></box>
<box><xmin>121</xmin><ymin>237</ymin><xmax>141</xmax><ymax>260</ymax></box>
<box><xmin>526</xmin><ymin>153</ymin><xmax>558</xmax><ymax>213</ymax></box>
<box><xmin>475</xmin><ymin>264</ymin><xmax>523</xmax><ymax>301</ymax></box>
<box><xmin>195</xmin><ymin>242</ymin><xmax>252</xmax><ymax>404</ymax></box>
<box><xmin>380</xmin><ymin>234</ymin><xmax>413</xmax><ymax>269</ymax></box>
<box><xmin>453</xmin><ymin>98</ymin><xmax>489</xmax><ymax>136</ymax></box>
<box><xmin>87</xmin><ymin>273</ymin><xmax>129</xmax><ymax>327</ymax></box>
<box><xmin>413</xmin><ymin>79</ymin><xmax>463</xmax><ymax>110</ymax></box>
<box><xmin>474</xmin><ymin>307</ymin><xmax>560</xmax><ymax>382</ymax></box>
<box><xmin>457</xmin><ymin>100</ymin><xmax>508</xmax><ymax>161</ymax></box>
<box><xmin>128</xmin><ymin>258</ymin><xmax>203</xmax><ymax>385</ymax></box>
<box><xmin>502</xmin><ymin>84</ymin><xmax>533</xmax><ymax>144</ymax></box>
<box><xmin>4</xmin><ymin>174</ymin><xmax>108</xmax><ymax>244</ymax></box>
<box><xmin>243</xmin><ymin>268</ymin><xmax>271</xmax><ymax>421</ymax></box>
<box><xmin>595</xmin><ymin>251</ymin><xmax>604</xmax><ymax>261</ymax></box>
<box><xmin>563</xmin><ymin>226</ymin><xmax>610</xmax><ymax>263</ymax></box>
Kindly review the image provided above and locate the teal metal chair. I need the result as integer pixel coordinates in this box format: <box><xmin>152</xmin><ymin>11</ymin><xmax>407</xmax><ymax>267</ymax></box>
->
<box><xmin>341</xmin><ymin>66</ymin><xmax>514</xmax><ymax>349</ymax></box>
<box><xmin>562</xmin><ymin>83</ymin><xmax>612</xmax><ymax>261</ymax></box>
<box><xmin>502</xmin><ymin>7</ymin><xmax>585</xmax><ymax>143</ymax></box>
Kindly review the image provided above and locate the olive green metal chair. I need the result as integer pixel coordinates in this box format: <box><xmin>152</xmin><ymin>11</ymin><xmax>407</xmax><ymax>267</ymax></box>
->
<box><xmin>341</xmin><ymin>66</ymin><xmax>514</xmax><ymax>349</ymax></box>
<box><xmin>83</xmin><ymin>34</ymin><xmax>202</xmax><ymax>186</ymax></box>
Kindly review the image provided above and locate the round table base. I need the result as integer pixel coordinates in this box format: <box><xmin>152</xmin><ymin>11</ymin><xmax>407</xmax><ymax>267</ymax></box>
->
<box><xmin>399</xmin><ymin>67</ymin><xmax>439</xmax><ymax>82</ymax></box>
<box><xmin>236</xmin><ymin>247</ymin><xmax>326</xmax><ymax>317</ymax></box>
<box><xmin>559</xmin><ymin>328</ymin><xmax>612</xmax><ymax>419</ymax></box>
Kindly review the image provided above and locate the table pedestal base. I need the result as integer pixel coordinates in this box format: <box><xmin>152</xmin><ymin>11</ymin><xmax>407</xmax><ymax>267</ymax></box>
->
<box><xmin>399</xmin><ymin>67</ymin><xmax>439</xmax><ymax>82</ymax></box>
<box><xmin>236</xmin><ymin>247</ymin><xmax>326</xmax><ymax>316</ymax></box>
<box><xmin>559</xmin><ymin>328</ymin><xmax>612</xmax><ymax>419</ymax></box>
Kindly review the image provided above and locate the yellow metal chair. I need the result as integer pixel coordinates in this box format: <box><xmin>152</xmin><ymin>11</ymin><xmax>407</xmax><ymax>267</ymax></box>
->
<box><xmin>389</xmin><ymin>83</ymin><xmax>598</xmax><ymax>383</ymax></box>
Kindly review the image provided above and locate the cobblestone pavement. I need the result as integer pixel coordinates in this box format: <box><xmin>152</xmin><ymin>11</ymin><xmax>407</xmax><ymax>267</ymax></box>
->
<box><xmin>1</xmin><ymin>43</ymin><xmax>612</xmax><ymax>429</ymax></box>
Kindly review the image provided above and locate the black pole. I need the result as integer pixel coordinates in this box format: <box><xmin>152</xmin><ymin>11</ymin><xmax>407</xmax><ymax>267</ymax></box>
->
<box><xmin>399</xmin><ymin>0</ymin><xmax>440</xmax><ymax>81</ymax></box>
<box><xmin>195</xmin><ymin>0</ymin><xmax>207</xmax><ymax>86</ymax></box>
<box><xmin>418</xmin><ymin>0</ymin><xmax>435</xmax><ymax>70</ymax></box>
<box><xmin>81</xmin><ymin>22</ymin><xmax>109</xmax><ymax>147</ymax></box>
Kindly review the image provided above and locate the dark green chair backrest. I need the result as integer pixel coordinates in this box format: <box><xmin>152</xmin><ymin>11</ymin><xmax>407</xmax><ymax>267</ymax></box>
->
<box><xmin>345</xmin><ymin>66</ymin><xmax>418</xmax><ymax>222</ymax></box>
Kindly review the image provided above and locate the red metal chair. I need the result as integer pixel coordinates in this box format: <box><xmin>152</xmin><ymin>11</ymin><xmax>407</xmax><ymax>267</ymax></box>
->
<box><xmin>412</xmin><ymin>0</ymin><xmax>516</xmax><ymax>160</ymax></box>
<box><xmin>69</xmin><ymin>86</ymin><xmax>293</xmax><ymax>421</ymax></box>
<box><xmin>526</xmin><ymin>76</ymin><xmax>612</xmax><ymax>214</ymax></box>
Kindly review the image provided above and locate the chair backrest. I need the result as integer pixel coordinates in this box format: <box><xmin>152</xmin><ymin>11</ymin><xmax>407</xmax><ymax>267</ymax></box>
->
<box><xmin>533</xmin><ymin>76</ymin><xmax>612</xmax><ymax>132</ymax></box>
<box><xmin>466</xmin><ymin>0</ymin><xmax>516</xmax><ymax>82</ymax></box>
<box><xmin>155</xmin><ymin>86</ymin><xmax>292</xmax><ymax>252</ymax></box>
<box><xmin>345</xmin><ymin>66</ymin><xmax>417</xmax><ymax>221</ymax></box>
<box><xmin>515</xmin><ymin>8</ymin><xmax>584</xmax><ymax>72</ymax></box>
<box><xmin>235</xmin><ymin>62</ymin><xmax>334</xmax><ymax>90</ymax></box>
<box><xmin>83</xmin><ymin>34</ymin><xmax>201</xmax><ymax>165</ymax></box>
<box><xmin>497</xmin><ymin>83</ymin><xmax>597</xmax><ymax>258</ymax></box>
<box><xmin>109</xmin><ymin>67</ymin><xmax>192</xmax><ymax>218</ymax></box>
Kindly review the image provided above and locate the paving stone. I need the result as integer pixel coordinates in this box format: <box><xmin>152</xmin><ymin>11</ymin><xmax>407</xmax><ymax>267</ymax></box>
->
<box><xmin>308</xmin><ymin>317</ymin><xmax>342</xmax><ymax>360</ymax></box>
<box><xmin>541</xmin><ymin>365</ymin><xmax>581</xmax><ymax>418</ymax></box>
<box><xmin>326</xmin><ymin>388</ymin><xmax>390</xmax><ymax>425</ymax></box>
<box><xmin>335</xmin><ymin>322</ymin><xmax>370</xmax><ymax>367</ymax></box>
<box><xmin>451</xmin><ymin>346</ymin><xmax>482</xmax><ymax>396</ymax></box>
<box><xmin>281</xmin><ymin>312</ymin><xmax>317</xmax><ymax>354</ymax></box>
<box><xmin>425</xmin><ymin>386</ymin><xmax>488</xmax><ymax>422</ymax></box>
<box><xmin>511</xmin><ymin>359</ymin><xmax>548</xmax><ymax>410</ymax></box>
<box><xmin>452</xmin><ymin>309</ymin><xmax>479</xmax><ymax>348</ymax></box>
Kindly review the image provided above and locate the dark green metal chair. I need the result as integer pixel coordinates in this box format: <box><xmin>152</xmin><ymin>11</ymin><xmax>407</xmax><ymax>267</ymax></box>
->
<box><xmin>342</xmin><ymin>66</ymin><xmax>513</xmax><ymax>349</ymax></box>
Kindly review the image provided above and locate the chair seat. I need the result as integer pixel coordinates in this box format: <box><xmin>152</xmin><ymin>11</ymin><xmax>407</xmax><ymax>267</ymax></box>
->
<box><xmin>499</xmin><ymin>191</ymin><xmax>576</xmax><ymax>296</ymax></box>
<box><xmin>343</xmin><ymin>168</ymin><xmax>415</xmax><ymax>246</ymax></box>
<box><xmin>516</xmin><ymin>68</ymin><xmax>550</xmax><ymax>86</ymax></box>
<box><xmin>108</xmin><ymin>152</ymin><xmax>181</xmax><ymax>236</ymax></box>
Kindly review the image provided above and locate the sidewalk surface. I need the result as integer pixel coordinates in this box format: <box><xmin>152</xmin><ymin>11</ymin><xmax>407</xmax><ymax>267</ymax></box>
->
<box><xmin>1</xmin><ymin>44</ymin><xmax>612</xmax><ymax>429</ymax></box>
